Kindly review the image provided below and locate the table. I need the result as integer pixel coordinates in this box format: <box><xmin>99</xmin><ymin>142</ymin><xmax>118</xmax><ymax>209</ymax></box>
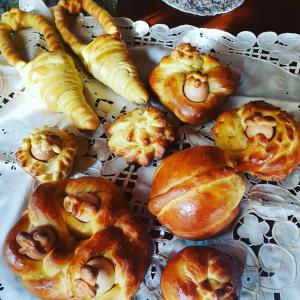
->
<box><xmin>117</xmin><ymin>0</ymin><xmax>300</xmax><ymax>35</ymax></box>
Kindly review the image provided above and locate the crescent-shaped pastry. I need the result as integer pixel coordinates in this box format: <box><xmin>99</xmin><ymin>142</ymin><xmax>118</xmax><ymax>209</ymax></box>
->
<box><xmin>161</xmin><ymin>246</ymin><xmax>240</xmax><ymax>300</ymax></box>
<box><xmin>3</xmin><ymin>177</ymin><xmax>152</xmax><ymax>300</ymax></box>
<box><xmin>149</xmin><ymin>43</ymin><xmax>235</xmax><ymax>124</ymax></box>
<box><xmin>107</xmin><ymin>107</ymin><xmax>175</xmax><ymax>166</ymax></box>
<box><xmin>212</xmin><ymin>100</ymin><xmax>300</xmax><ymax>180</ymax></box>
<box><xmin>0</xmin><ymin>8</ymin><xmax>99</xmax><ymax>131</ymax></box>
<box><xmin>54</xmin><ymin>0</ymin><xmax>149</xmax><ymax>104</ymax></box>
<box><xmin>16</xmin><ymin>126</ymin><xmax>77</xmax><ymax>182</ymax></box>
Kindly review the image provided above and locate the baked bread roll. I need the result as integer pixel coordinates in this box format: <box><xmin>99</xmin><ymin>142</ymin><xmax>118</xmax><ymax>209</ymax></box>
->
<box><xmin>0</xmin><ymin>8</ymin><xmax>99</xmax><ymax>131</ymax></box>
<box><xmin>54</xmin><ymin>0</ymin><xmax>149</xmax><ymax>104</ymax></box>
<box><xmin>16</xmin><ymin>126</ymin><xmax>77</xmax><ymax>182</ymax></box>
<box><xmin>161</xmin><ymin>246</ymin><xmax>240</xmax><ymax>300</ymax></box>
<box><xmin>3</xmin><ymin>176</ymin><xmax>152</xmax><ymax>300</ymax></box>
<box><xmin>148</xmin><ymin>146</ymin><xmax>245</xmax><ymax>240</ymax></box>
<box><xmin>212</xmin><ymin>100</ymin><xmax>300</xmax><ymax>180</ymax></box>
<box><xmin>149</xmin><ymin>43</ymin><xmax>235</xmax><ymax>124</ymax></box>
<box><xmin>107</xmin><ymin>107</ymin><xmax>175</xmax><ymax>166</ymax></box>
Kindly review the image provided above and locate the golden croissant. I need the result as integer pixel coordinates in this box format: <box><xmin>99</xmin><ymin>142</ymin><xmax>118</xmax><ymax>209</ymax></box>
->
<box><xmin>54</xmin><ymin>0</ymin><xmax>149</xmax><ymax>104</ymax></box>
<box><xmin>3</xmin><ymin>177</ymin><xmax>153</xmax><ymax>300</ymax></box>
<box><xmin>0</xmin><ymin>8</ymin><xmax>99</xmax><ymax>131</ymax></box>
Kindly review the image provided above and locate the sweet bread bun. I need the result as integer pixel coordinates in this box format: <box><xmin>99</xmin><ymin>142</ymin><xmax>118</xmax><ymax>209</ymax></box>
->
<box><xmin>148</xmin><ymin>146</ymin><xmax>245</xmax><ymax>240</ymax></box>
<box><xmin>16</xmin><ymin>126</ymin><xmax>77</xmax><ymax>182</ymax></box>
<box><xmin>161</xmin><ymin>246</ymin><xmax>240</xmax><ymax>300</ymax></box>
<box><xmin>149</xmin><ymin>43</ymin><xmax>234</xmax><ymax>124</ymax></box>
<box><xmin>212</xmin><ymin>100</ymin><xmax>300</xmax><ymax>180</ymax></box>
<box><xmin>107</xmin><ymin>107</ymin><xmax>175</xmax><ymax>166</ymax></box>
<box><xmin>3</xmin><ymin>176</ymin><xmax>152</xmax><ymax>300</ymax></box>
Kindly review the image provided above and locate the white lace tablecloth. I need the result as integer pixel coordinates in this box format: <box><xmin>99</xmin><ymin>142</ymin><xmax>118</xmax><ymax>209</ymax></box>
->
<box><xmin>1</xmin><ymin>1</ymin><xmax>300</xmax><ymax>300</ymax></box>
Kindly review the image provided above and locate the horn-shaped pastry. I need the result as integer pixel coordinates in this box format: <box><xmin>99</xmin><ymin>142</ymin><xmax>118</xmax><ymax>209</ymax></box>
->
<box><xmin>54</xmin><ymin>0</ymin><xmax>149</xmax><ymax>104</ymax></box>
<box><xmin>0</xmin><ymin>8</ymin><xmax>99</xmax><ymax>131</ymax></box>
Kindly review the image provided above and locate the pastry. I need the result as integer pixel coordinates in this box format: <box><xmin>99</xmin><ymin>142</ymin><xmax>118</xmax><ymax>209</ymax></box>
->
<box><xmin>149</xmin><ymin>43</ymin><xmax>235</xmax><ymax>124</ymax></box>
<box><xmin>3</xmin><ymin>176</ymin><xmax>152</xmax><ymax>300</ymax></box>
<box><xmin>0</xmin><ymin>8</ymin><xmax>99</xmax><ymax>131</ymax></box>
<box><xmin>54</xmin><ymin>0</ymin><xmax>149</xmax><ymax>104</ymax></box>
<box><xmin>148</xmin><ymin>146</ymin><xmax>245</xmax><ymax>240</ymax></box>
<box><xmin>16</xmin><ymin>126</ymin><xmax>77</xmax><ymax>182</ymax></box>
<box><xmin>212</xmin><ymin>100</ymin><xmax>300</xmax><ymax>180</ymax></box>
<box><xmin>107</xmin><ymin>107</ymin><xmax>175</xmax><ymax>166</ymax></box>
<box><xmin>161</xmin><ymin>246</ymin><xmax>240</xmax><ymax>300</ymax></box>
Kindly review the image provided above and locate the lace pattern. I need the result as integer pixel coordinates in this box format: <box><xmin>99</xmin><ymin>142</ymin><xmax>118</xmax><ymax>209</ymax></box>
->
<box><xmin>0</xmin><ymin>1</ymin><xmax>300</xmax><ymax>300</ymax></box>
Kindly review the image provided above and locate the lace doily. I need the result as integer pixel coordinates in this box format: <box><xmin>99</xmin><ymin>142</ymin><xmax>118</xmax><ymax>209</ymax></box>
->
<box><xmin>160</xmin><ymin>0</ymin><xmax>246</xmax><ymax>16</ymax></box>
<box><xmin>1</xmin><ymin>1</ymin><xmax>300</xmax><ymax>300</ymax></box>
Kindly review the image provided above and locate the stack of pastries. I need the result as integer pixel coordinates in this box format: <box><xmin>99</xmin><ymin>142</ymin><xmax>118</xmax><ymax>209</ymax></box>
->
<box><xmin>1</xmin><ymin>2</ymin><xmax>300</xmax><ymax>300</ymax></box>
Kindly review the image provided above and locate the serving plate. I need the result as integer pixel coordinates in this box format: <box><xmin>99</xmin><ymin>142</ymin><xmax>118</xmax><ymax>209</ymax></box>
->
<box><xmin>0</xmin><ymin>2</ymin><xmax>300</xmax><ymax>300</ymax></box>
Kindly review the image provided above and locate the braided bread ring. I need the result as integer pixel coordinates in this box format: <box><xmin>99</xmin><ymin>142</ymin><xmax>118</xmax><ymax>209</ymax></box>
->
<box><xmin>3</xmin><ymin>177</ymin><xmax>152</xmax><ymax>300</ymax></box>
<box><xmin>149</xmin><ymin>43</ymin><xmax>235</xmax><ymax>124</ymax></box>
<box><xmin>212</xmin><ymin>100</ymin><xmax>300</xmax><ymax>180</ymax></box>
<box><xmin>54</xmin><ymin>0</ymin><xmax>149</xmax><ymax>104</ymax></box>
<box><xmin>0</xmin><ymin>8</ymin><xmax>99</xmax><ymax>131</ymax></box>
<box><xmin>16</xmin><ymin>126</ymin><xmax>77</xmax><ymax>183</ymax></box>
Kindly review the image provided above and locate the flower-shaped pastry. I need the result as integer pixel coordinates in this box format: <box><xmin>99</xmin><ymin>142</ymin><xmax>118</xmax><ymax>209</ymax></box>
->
<box><xmin>212</xmin><ymin>101</ymin><xmax>300</xmax><ymax>180</ymax></box>
<box><xmin>107</xmin><ymin>107</ymin><xmax>175</xmax><ymax>166</ymax></box>
<box><xmin>149</xmin><ymin>43</ymin><xmax>235</xmax><ymax>124</ymax></box>
<box><xmin>16</xmin><ymin>126</ymin><xmax>77</xmax><ymax>182</ymax></box>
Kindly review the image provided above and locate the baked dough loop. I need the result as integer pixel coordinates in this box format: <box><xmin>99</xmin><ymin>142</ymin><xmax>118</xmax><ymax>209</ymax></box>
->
<box><xmin>54</xmin><ymin>0</ymin><xmax>149</xmax><ymax>104</ymax></box>
<box><xmin>212</xmin><ymin>100</ymin><xmax>300</xmax><ymax>181</ymax></box>
<box><xmin>0</xmin><ymin>8</ymin><xmax>99</xmax><ymax>131</ymax></box>
<box><xmin>149</xmin><ymin>43</ymin><xmax>235</xmax><ymax>124</ymax></box>
<box><xmin>107</xmin><ymin>107</ymin><xmax>175</xmax><ymax>166</ymax></box>
<box><xmin>148</xmin><ymin>146</ymin><xmax>245</xmax><ymax>240</ymax></box>
<box><xmin>16</xmin><ymin>126</ymin><xmax>77</xmax><ymax>183</ymax></box>
<box><xmin>161</xmin><ymin>246</ymin><xmax>240</xmax><ymax>300</ymax></box>
<box><xmin>3</xmin><ymin>176</ymin><xmax>152</xmax><ymax>300</ymax></box>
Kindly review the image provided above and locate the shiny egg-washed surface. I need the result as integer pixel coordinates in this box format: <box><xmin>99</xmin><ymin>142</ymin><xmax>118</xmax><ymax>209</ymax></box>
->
<box><xmin>1</xmin><ymin>2</ymin><xmax>300</xmax><ymax>300</ymax></box>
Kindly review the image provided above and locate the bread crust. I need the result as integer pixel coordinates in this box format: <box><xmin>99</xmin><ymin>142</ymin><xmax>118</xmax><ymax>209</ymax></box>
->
<box><xmin>161</xmin><ymin>246</ymin><xmax>240</xmax><ymax>300</ymax></box>
<box><xmin>148</xmin><ymin>146</ymin><xmax>245</xmax><ymax>240</ymax></box>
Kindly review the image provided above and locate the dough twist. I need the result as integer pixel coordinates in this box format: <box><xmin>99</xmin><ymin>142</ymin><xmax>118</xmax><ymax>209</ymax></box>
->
<box><xmin>212</xmin><ymin>100</ymin><xmax>300</xmax><ymax>180</ymax></box>
<box><xmin>3</xmin><ymin>177</ymin><xmax>152</xmax><ymax>300</ymax></box>
<box><xmin>0</xmin><ymin>8</ymin><xmax>99</xmax><ymax>131</ymax></box>
<box><xmin>54</xmin><ymin>0</ymin><xmax>149</xmax><ymax>104</ymax></box>
<box><xmin>149</xmin><ymin>43</ymin><xmax>235</xmax><ymax>124</ymax></box>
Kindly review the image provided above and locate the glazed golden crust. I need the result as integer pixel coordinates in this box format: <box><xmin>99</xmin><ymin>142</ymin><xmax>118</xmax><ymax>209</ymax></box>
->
<box><xmin>161</xmin><ymin>246</ymin><xmax>239</xmax><ymax>300</ymax></box>
<box><xmin>3</xmin><ymin>177</ymin><xmax>152</xmax><ymax>300</ymax></box>
<box><xmin>149</xmin><ymin>43</ymin><xmax>235</xmax><ymax>124</ymax></box>
<box><xmin>16</xmin><ymin>126</ymin><xmax>77</xmax><ymax>183</ymax></box>
<box><xmin>107</xmin><ymin>107</ymin><xmax>175</xmax><ymax>166</ymax></box>
<box><xmin>148</xmin><ymin>146</ymin><xmax>245</xmax><ymax>240</ymax></box>
<box><xmin>54</xmin><ymin>0</ymin><xmax>149</xmax><ymax>104</ymax></box>
<box><xmin>212</xmin><ymin>100</ymin><xmax>300</xmax><ymax>180</ymax></box>
<box><xmin>0</xmin><ymin>8</ymin><xmax>99</xmax><ymax>131</ymax></box>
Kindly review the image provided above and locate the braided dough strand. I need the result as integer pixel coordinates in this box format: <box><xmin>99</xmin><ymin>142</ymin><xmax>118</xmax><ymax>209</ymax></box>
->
<box><xmin>1</xmin><ymin>8</ymin><xmax>64</xmax><ymax>53</ymax></box>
